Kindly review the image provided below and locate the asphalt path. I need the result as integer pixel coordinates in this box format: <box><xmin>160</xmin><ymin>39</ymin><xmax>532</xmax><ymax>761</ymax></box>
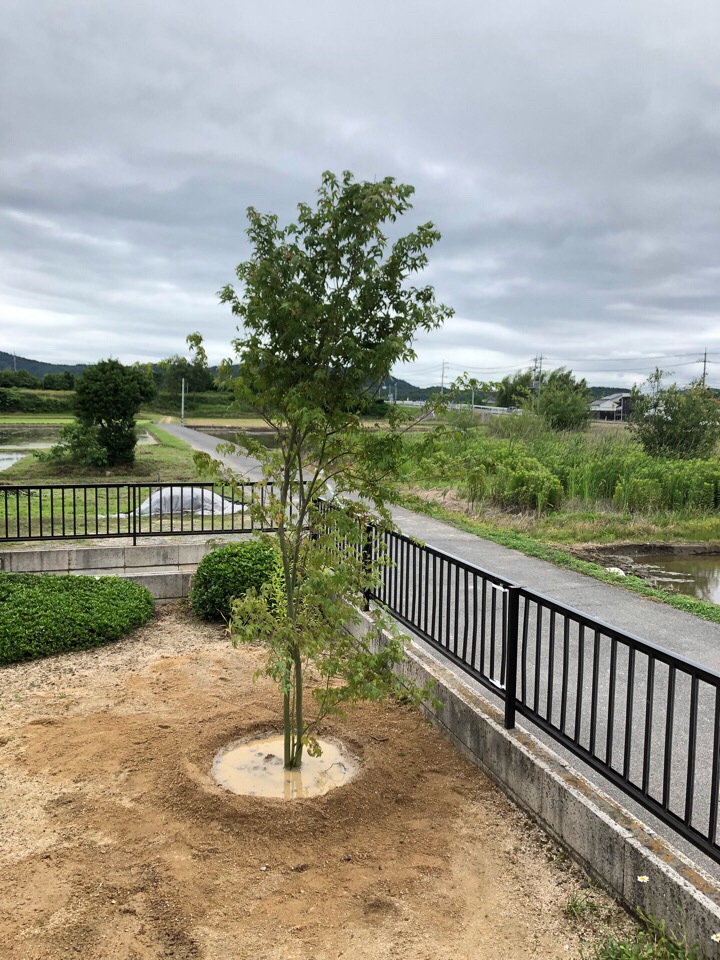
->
<box><xmin>159</xmin><ymin>422</ymin><xmax>265</xmax><ymax>482</ymax></box>
<box><xmin>165</xmin><ymin>422</ymin><xmax>720</xmax><ymax>877</ymax></box>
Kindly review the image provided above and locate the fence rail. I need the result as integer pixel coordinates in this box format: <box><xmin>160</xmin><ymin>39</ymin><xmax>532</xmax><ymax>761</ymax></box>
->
<box><xmin>367</xmin><ymin>526</ymin><xmax>720</xmax><ymax>866</ymax></box>
<box><xmin>0</xmin><ymin>481</ymin><xmax>280</xmax><ymax>543</ymax></box>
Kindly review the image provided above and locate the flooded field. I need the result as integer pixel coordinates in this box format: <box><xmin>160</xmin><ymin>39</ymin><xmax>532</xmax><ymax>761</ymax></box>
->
<box><xmin>0</xmin><ymin>425</ymin><xmax>156</xmax><ymax>471</ymax></box>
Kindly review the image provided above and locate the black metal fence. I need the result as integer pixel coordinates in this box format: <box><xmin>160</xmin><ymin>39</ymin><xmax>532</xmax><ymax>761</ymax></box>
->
<box><xmin>368</xmin><ymin>526</ymin><xmax>720</xmax><ymax>866</ymax></box>
<box><xmin>0</xmin><ymin>481</ymin><xmax>279</xmax><ymax>544</ymax></box>
<box><xmin>3</xmin><ymin>484</ymin><xmax>719</xmax><ymax>865</ymax></box>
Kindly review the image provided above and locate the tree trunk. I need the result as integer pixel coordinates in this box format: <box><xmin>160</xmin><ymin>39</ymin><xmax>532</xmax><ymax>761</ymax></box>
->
<box><xmin>290</xmin><ymin>649</ymin><xmax>304</xmax><ymax>768</ymax></box>
<box><xmin>283</xmin><ymin>686</ymin><xmax>292</xmax><ymax>769</ymax></box>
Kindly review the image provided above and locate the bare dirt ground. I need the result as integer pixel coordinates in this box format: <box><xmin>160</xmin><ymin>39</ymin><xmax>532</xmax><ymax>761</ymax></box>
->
<box><xmin>0</xmin><ymin>604</ymin><xmax>632</xmax><ymax>960</ymax></box>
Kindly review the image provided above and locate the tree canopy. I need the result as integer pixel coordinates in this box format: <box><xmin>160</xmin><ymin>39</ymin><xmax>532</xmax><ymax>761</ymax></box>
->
<box><xmin>537</xmin><ymin>368</ymin><xmax>591</xmax><ymax>431</ymax></box>
<box><xmin>75</xmin><ymin>359</ymin><xmax>155</xmax><ymax>466</ymax></box>
<box><xmin>629</xmin><ymin>369</ymin><xmax>720</xmax><ymax>459</ymax></box>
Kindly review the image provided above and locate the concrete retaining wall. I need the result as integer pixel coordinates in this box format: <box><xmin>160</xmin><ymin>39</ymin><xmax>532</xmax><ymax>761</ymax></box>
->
<box><xmin>347</xmin><ymin>609</ymin><xmax>720</xmax><ymax>952</ymax></box>
<box><xmin>0</xmin><ymin>538</ymin><xmax>247</xmax><ymax>599</ymax></box>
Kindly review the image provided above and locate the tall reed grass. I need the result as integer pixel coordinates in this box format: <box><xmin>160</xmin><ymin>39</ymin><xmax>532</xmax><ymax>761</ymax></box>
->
<box><xmin>403</xmin><ymin>415</ymin><xmax>720</xmax><ymax>515</ymax></box>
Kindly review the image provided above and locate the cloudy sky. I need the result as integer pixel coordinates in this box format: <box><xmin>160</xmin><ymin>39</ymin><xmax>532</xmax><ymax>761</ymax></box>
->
<box><xmin>3</xmin><ymin>0</ymin><xmax>720</xmax><ymax>388</ymax></box>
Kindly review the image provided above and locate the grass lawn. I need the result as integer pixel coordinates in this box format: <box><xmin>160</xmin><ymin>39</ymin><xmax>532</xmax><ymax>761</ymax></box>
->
<box><xmin>2</xmin><ymin>423</ymin><xmax>199</xmax><ymax>485</ymax></box>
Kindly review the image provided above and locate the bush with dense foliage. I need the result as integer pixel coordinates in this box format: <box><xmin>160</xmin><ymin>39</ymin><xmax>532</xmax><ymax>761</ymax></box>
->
<box><xmin>38</xmin><ymin>421</ymin><xmax>109</xmax><ymax>468</ymax></box>
<box><xmin>75</xmin><ymin>359</ymin><xmax>156</xmax><ymax>466</ymax></box>
<box><xmin>630</xmin><ymin>370</ymin><xmax>720</xmax><ymax>459</ymax></box>
<box><xmin>537</xmin><ymin>368</ymin><xmax>591</xmax><ymax>431</ymax></box>
<box><xmin>190</xmin><ymin>540</ymin><xmax>282</xmax><ymax>622</ymax></box>
<box><xmin>404</xmin><ymin>417</ymin><xmax>720</xmax><ymax>515</ymax></box>
<box><xmin>0</xmin><ymin>573</ymin><xmax>154</xmax><ymax>665</ymax></box>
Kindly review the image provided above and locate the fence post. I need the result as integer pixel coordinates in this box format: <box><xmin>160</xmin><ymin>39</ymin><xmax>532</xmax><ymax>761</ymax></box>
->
<box><xmin>131</xmin><ymin>485</ymin><xmax>137</xmax><ymax>547</ymax></box>
<box><xmin>504</xmin><ymin>585</ymin><xmax>522</xmax><ymax>730</ymax></box>
<box><xmin>362</xmin><ymin>522</ymin><xmax>373</xmax><ymax>612</ymax></box>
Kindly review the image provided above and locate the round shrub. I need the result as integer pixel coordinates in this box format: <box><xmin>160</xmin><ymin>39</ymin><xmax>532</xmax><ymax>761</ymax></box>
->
<box><xmin>0</xmin><ymin>573</ymin><xmax>155</xmax><ymax>665</ymax></box>
<box><xmin>190</xmin><ymin>540</ymin><xmax>281</xmax><ymax>622</ymax></box>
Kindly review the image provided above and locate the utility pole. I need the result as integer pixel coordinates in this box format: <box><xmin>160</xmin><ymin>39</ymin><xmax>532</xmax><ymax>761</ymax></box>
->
<box><xmin>180</xmin><ymin>377</ymin><xmax>185</xmax><ymax>427</ymax></box>
<box><xmin>532</xmin><ymin>354</ymin><xmax>544</xmax><ymax>409</ymax></box>
<box><xmin>703</xmin><ymin>348</ymin><xmax>708</xmax><ymax>387</ymax></box>
<box><xmin>440</xmin><ymin>359</ymin><xmax>446</xmax><ymax>395</ymax></box>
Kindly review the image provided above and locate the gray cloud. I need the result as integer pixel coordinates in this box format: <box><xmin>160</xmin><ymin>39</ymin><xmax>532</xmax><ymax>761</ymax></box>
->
<box><xmin>3</xmin><ymin>0</ymin><xmax>720</xmax><ymax>387</ymax></box>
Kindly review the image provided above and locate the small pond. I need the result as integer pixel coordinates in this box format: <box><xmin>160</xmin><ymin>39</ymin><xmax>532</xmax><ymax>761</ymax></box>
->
<box><xmin>584</xmin><ymin>544</ymin><xmax>720</xmax><ymax>605</ymax></box>
<box><xmin>631</xmin><ymin>554</ymin><xmax>720</xmax><ymax>604</ymax></box>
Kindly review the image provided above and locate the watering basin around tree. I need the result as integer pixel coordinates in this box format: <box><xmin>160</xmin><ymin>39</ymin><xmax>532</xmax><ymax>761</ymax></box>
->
<box><xmin>212</xmin><ymin>733</ymin><xmax>358</xmax><ymax>799</ymax></box>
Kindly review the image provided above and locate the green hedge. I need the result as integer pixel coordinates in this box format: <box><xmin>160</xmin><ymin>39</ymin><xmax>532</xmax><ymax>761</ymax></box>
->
<box><xmin>190</xmin><ymin>540</ymin><xmax>281</xmax><ymax>621</ymax></box>
<box><xmin>0</xmin><ymin>573</ymin><xmax>155</xmax><ymax>665</ymax></box>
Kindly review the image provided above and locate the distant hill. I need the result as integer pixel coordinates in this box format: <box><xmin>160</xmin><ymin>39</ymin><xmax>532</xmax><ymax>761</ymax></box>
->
<box><xmin>0</xmin><ymin>351</ymin><xmax>88</xmax><ymax>378</ymax></box>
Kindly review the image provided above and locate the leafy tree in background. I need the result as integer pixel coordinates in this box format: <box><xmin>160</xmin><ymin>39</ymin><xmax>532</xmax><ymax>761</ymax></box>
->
<box><xmin>495</xmin><ymin>369</ymin><xmax>534</xmax><ymax>408</ymax></box>
<box><xmin>0</xmin><ymin>368</ymin><xmax>41</xmax><ymax>389</ymax></box>
<box><xmin>537</xmin><ymin>368</ymin><xmax>591</xmax><ymax>431</ymax></box>
<box><xmin>42</xmin><ymin>372</ymin><xmax>75</xmax><ymax>390</ymax></box>
<box><xmin>191</xmin><ymin>169</ymin><xmax>452</xmax><ymax>770</ymax></box>
<box><xmin>74</xmin><ymin>360</ymin><xmax>156</xmax><ymax>466</ymax></box>
<box><xmin>630</xmin><ymin>369</ymin><xmax>720</xmax><ymax>459</ymax></box>
<box><xmin>157</xmin><ymin>354</ymin><xmax>216</xmax><ymax>393</ymax></box>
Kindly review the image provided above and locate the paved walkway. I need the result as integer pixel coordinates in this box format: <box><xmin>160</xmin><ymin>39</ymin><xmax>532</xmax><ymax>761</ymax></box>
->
<box><xmin>160</xmin><ymin>422</ymin><xmax>265</xmax><ymax>482</ymax></box>
<box><xmin>166</xmin><ymin>421</ymin><xmax>720</xmax><ymax>876</ymax></box>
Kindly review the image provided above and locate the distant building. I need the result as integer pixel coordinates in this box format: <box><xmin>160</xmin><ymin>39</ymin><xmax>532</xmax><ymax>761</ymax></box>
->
<box><xmin>590</xmin><ymin>392</ymin><xmax>632</xmax><ymax>421</ymax></box>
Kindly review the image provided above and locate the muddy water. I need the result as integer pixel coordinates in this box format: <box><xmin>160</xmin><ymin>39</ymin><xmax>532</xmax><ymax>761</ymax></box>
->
<box><xmin>212</xmin><ymin>734</ymin><xmax>358</xmax><ymax>799</ymax></box>
<box><xmin>638</xmin><ymin>554</ymin><xmax>720</xmax><ymax>603</ymax></box>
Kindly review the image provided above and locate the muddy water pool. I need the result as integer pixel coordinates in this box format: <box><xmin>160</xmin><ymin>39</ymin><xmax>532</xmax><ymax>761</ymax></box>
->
<box><xmin>633</xmin><ymin>553</ymin><xmax>720</xmax><ymax>603</ymax></box>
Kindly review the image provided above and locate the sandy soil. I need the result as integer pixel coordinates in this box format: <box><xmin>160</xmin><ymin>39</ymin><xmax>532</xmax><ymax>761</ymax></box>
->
<box><xmin>0</xmin><ymin>604</ymin><xmax>632</xmax><ymax>960</ymax></box>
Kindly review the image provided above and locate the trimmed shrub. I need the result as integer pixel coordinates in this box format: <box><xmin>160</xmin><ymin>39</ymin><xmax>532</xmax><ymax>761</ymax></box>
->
<box><xmin>0</xmin><ymin>573</ymin><xmax>154</xmax><ymax>665</ymax></box>
<box><xmin>190</xmin><ymin>540</ymin><xmax>281</xmax><ymax>622</ymax></box>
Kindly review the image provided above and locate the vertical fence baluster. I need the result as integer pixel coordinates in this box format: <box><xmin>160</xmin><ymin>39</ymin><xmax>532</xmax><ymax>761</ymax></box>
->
<box><xmin>623</xmin><ymin>648</ymin><xmax>636</xmax><ymax>780</ymax></box>
<box><xmin>641</xmin><ymin>657</ymin><xmax>656</xmax><ymax>795</ymax></box>
<box><xmin>685</xmin><ymin>676</ymin><xmax>699</xmax><ymax>826</ymax></box>
<box><xmin>547</xmin><ymin>610</ymin><xmax>556</xmax><ymax>724</ymax></box>
<box><xmin>504</xmin><ymin>586</ymin><xmax>521</xmax><ymax>729</ymax></box>
<box><xmin>521</xmin><ymin>599</ymin><xmax>530</xmax><ymax>705</ymax></box>
<box><xmin>574</xmin><ymin>624</ymin><xmax>586</xmax><ymax>745</ymax></box>
<box><xmin>662</xmin><ymin>665</ymin><xmax>676</xmax><ymax>810</ymax></box>
<box><xmin>479</xmin><ymin>578</ymin><xmax>487</xmax><ymax>677</ymax></box>
<box><xmin>709</xmin><ymin>690</ymin><xmax>720</xmax><ymax>844</ymax></box>
<box><xmin>606</xmin><ymin>638</ymin><xmax>618</xmax><ymax>768</ymax></box>
<box><xmin>533</xmin><ymin>605</ymin><xmax>543</xmax><ymax>714</ymax></box>
<box><xmin>590</xmin><ymin>630</ymin><xmax>601</xmax><ymax>756</ymax></box>
<box><xmin>489</xmin><ymin>586</ymin><xmax>497</xmax><ymax>679</ymax></box>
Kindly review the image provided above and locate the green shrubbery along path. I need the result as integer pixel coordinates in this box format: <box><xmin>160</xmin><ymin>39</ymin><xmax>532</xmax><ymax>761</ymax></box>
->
<box><xmin>0</xmin><ymin>573</ymin><xmax>154</xmax><ymax>665</ymax></box>
<box><xmin>403</xmin><ymin>415</ymin><xmax>720</xmax><ymax>517</ymax></box>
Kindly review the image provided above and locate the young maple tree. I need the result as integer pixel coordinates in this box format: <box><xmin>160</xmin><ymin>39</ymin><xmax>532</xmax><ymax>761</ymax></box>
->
<box><xmin>191</xmin><ymin>170</ymin><xmax>452</xmax><ymax>769</ymax></box>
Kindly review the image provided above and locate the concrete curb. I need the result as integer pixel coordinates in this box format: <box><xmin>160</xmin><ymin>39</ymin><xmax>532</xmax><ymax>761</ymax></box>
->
<box><xmin>347</xmin><ymin>608</ymin><xmax>720</xmax><ymax>952</ymax></box>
